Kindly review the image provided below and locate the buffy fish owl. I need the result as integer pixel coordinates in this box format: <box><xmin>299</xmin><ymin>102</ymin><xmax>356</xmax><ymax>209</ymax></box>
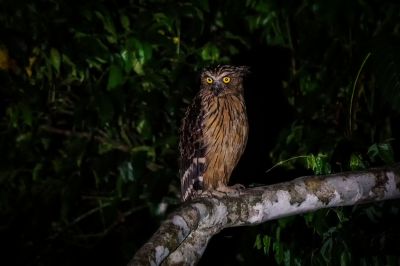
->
<box><xmin>179</xmin><ymin>65</ymin><xmax>249</xmax><ymax>201</ymax></box>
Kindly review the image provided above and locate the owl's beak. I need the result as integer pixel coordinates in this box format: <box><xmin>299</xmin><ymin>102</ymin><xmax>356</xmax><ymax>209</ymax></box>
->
<box><xmin>212</xmin><ymin>82</ymin><xmax>223</xmax><ymax>96</ymax></box>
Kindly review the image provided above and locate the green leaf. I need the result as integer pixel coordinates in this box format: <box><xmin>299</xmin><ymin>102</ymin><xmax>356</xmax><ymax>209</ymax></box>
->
<box><xmin>275</xmin><ymin>226</ymin><xmax>281</xmax><ymax>241</ymax></box>
<box><xmin>118</xmin><ymin>161</ymin><xmax>134</xmax><ymax>182</ymax></box>
<box><xmin>116</xmin><ymin>161</ymin><xmax>135</xmax><ymax>197</ymax></box>
<box><xmin>95</xmin><ymin>10</ymin><xmax>118</xmax><ymax>43</ymax></box>
<box><xmin>135</xmin><ymin>44</ymin><xmax>152</xmax><ymax>75</ymax></box>
<box><xmin>198</xmin><ymin>0</ymin><xmax>209</xmax><ymax>11</ymax></box>
<box><xmin>284</xmin><ymin>249</ymin><xmax>291</xmax><ymax>266</ymax></box>
<box><xmin>306</xmin><ymin>210</ymin><xmax>330</xmax><ymax>236</ymax></box>
<box><xmin>121</xmin><ymin>49</ymin><xmax>133</xmax><ymax>72</ymax></box>
<box><xmin>306</xmin><ymin>153</ymin><xmax>331</xmax><ymax>175</ymax></box>
<box><xmin>349</xmin><ymin>153</ymin><xmax>366</xmax><ymax>170</ymax></box>
<box><xmin>262</xmin><ymin>235</ymin><xmax>271</xmax><ymax>255</ymax></box>
<box><xmin>20</xmin><ymin>104</ymin><xmax>33</xmax><ymax>127</ymax></box>
<box><xmin>320</xmin><ymin>237</ymin><xmax>333</xmax><ymax>262</ymax></box>
<box><xmin>278</xmin><ymin>216</ymin><xmax>295</xmax><ymax>229</ymax></box>
<box><xmin>32</xmin><ymin>163</ymin><xmax>42</xmax><ymax>181</ymax></box>
<box><xmin>367</xmin><ymin>143</ymin><xmax>395</xmax><ymax>164</ymax></box>
<box><xmin>254</xmin><ymin>234</ymin><xmax>262</xmax><ymax>250</ymax></box>
<box><xmin>300</xmin><ymin>74</ymin><xmax>318</xmax><ymax>95</ymax></box>
<box><xmin>125</xmin><ymin>38</ymin><xmax>153</xmax><ymax>75</ymax></box>
<box><xmin>50</xmin><ymin>48</ymin><xmax>61</xmax><ymax>73</ymax></box>
<box><xmin>120</xmin><ymin>15</ymin><xmax>130</xmax><ymax>30</ymax></box>
<box><xmin>107</xmin><ymin>64</ymin><xmax>124</xmax><ymax>90</ymax></box>
<box><xmin>362</xmin><ymin>206</ymin><xmax>382</xmax><ymax>223</ymax></box>
<box><xmin>333</xmin><ymin>208</ymin><xmax>349</xmax><ymax>223</ymax></box>
<box><xmin>6</xmin><ymin>106</ymin><xmax>18</xmax><ymax>128</ymax></box>
<box><xmin>303</xmin><ymin>213</ymin><xmax>314</xmax><ymax>226</ymax></box>
<box><xmin>136</xmin><ymin>118</ymin><xmax>152</xmax><ymax>138</ymax></box>
<box><xmin>340</xmin><ymin>251</ymin><xmax>351</xmax><ymax>266</ymax></box>
<box><xmin>201</xmin><ymin>43</ymin><xmax>220</xmax><ymax>61</ymax></box>
<box><xmin>273</xmin><ymin>242</ymin><xmax>284</xmax><ymax>264</ymax></box>
<box><xmin>98</xmin><ymin>142</ymin><xmax>115</xmax><ymax>155</ymax></box>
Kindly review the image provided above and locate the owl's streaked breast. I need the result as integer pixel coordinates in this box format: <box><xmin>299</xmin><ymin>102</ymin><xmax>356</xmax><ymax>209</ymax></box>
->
<box><xmin>202</xmin><ymin>93</ymin><xmax>248</xmax><ymax>189</ymax></box>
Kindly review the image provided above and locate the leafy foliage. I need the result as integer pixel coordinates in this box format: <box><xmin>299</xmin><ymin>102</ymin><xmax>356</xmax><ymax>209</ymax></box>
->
<box><xmin>1</xmin><ymin>0</ymin><xmax>400</xmax><ymax>265</ymax></box>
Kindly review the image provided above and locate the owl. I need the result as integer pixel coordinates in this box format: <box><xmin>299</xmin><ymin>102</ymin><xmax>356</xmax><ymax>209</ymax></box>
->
<box><xmin>179</xmin><ymin>65</ymin><xmax>249</xmax><ymax>202</ymax></box>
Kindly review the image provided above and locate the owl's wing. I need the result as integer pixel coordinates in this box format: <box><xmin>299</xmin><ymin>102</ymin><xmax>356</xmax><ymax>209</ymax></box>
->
<box><xmin>179</xmin><ymin>94</ymin><xmax>206</xmax><ymax>201</ymax></box>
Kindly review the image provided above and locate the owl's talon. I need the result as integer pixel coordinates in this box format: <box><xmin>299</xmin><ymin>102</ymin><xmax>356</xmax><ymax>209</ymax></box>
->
<box><xmin>215</xmin><ymin>183</ymin><xmax>245</xmax><ymax>196</ymax></box>
<box><xmin>196</xmin><ymin>190</ymin><xmax>226</xmax><ymax>199</ymax></box>
<box><xmin>198</xmin><ymin>190</ymin><xmax>212</xmax><ymax>198</ymax></box>
<box><xmin>195</xmin><ymin>185</ymin><xmax>246</xmax><ymax>200</ymax></box>
<box><xmin>210</xmin><ymin>190</ymin><xmax>227</xmax><ymax>198</ymax></box>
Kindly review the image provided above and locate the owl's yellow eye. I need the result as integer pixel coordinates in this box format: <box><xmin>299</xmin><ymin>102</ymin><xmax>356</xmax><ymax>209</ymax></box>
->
<box><xmin>223</xmin><ymin>77</ymin><xmax>231</xmax><ymax>83</ymax></box>
<box><xmin>206</xmin><ymin>77</ymin><xmax>213</xmax><ymax>84</ymax></box>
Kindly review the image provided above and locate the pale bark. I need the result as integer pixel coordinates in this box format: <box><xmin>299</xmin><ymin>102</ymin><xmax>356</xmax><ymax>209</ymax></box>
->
<box><xmin>129</xmin><ymin>164</ymin><xmax>400</xmax><ymax>266</ymax></box>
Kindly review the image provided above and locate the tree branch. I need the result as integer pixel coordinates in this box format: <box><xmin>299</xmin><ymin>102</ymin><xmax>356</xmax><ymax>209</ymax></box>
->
<box><xmin>129</xmin><ymin>164</ymin><xmax>400</xmax><ymax>266</ymax></box>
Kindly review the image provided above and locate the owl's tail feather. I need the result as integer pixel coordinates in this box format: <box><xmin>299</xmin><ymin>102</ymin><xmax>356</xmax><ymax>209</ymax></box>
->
<box><xmin>180</xmin><ymin>157</ymin><xmax>205</xmax><ymax>201</ymax></box>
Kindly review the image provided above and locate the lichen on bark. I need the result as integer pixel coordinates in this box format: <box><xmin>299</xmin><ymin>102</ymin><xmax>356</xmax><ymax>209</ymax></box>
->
<box><xmin>304</xmin><ymin>177</ymin><xmax>336</xmax><ymax>205</ymax></box>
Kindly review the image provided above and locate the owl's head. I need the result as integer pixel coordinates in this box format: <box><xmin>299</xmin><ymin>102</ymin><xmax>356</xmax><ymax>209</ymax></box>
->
<box><xmin>200</xmin><ymin>65</ymin><xmax>250</xmax><ymax>96</ymax></box>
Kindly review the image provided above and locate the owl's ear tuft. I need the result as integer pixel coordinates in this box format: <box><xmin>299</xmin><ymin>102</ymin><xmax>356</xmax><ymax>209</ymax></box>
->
<box><xmin>237</xmin><ymin>66</ymin><xmax>250</xmax><ymax>76</ymax></box>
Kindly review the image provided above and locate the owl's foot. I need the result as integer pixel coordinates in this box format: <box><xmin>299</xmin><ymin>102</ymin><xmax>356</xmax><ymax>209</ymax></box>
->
<box><xmin>215</xmin><ymin>183</ymin><xmax>245</xmax><ymax>196</ymax></box>
<box><xmin>197</xmin><ymin>190</ymin><xmax>214</xmax><ymax>198</ymax></box>
<box><xmin>196</xmin><ymin>184</ymin><xmax>246</xmax><ymax>199</ymax></box>
<box><xmin>201</xmin><ymin>190</ymin><xmax>226</xmax><ymax>199</ymax></box>
<box><xmin>217</xmin><ymin>183</ymin><xmax>245</xmax><ymax>192</ymax></box>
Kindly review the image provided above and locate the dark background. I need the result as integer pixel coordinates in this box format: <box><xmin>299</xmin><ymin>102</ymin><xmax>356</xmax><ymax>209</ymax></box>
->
<box><xmin>1</xmin><ymin>0</ymin><xmax>400</xmax><ymax>265</ymax></box>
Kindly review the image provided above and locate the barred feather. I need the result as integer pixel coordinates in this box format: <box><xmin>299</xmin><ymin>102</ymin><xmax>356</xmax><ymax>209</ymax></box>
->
<box><xmin>179</xmin><ymin>65</ymin><xmax>249</xmax><ymax>201</ymax></box>
<box><xmin>179</xmin><ymin>94</ymin><xmax>206</xmax><ymax>201</ymax></box>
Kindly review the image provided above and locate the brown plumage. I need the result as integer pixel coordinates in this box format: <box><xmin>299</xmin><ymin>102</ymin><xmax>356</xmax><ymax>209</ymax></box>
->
<box><xmin>179</xmin><ymin>65</ymin><xmax>249</xmax><ymax>202</ymax></box>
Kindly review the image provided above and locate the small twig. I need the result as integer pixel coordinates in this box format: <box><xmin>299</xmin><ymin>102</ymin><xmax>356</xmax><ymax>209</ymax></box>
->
<box><xmin>81</xmin><ymin>195</ymin><xmax>130</xmax><ymax>201</ymax></box>
<box><xmin>47</xmin><ymin>202</ymin><xmax>113</xmax><ymax>241</ymax></box>
<box><xmin>48</xmin><ymin>198</ymin><xmax>143</xmax><ymax>241</ymax></box>
<box><xmin>265</xmin><ymin>155</ymin><xmax>309</xmax><ymax>174</ymax></box>
<box><xmin>348</xmin><ymin>52</ymin><xmax>372</xmax><ymax>135</ymax></box>
<box><xmin>74</xmin><ymin>205</ymin><xmax>146</xmax><ymax>239</ymax></box>
<box><xmin>35</xmin><ymin>203</ymin><xmax>145</xmax><ymax>265</ymax></box>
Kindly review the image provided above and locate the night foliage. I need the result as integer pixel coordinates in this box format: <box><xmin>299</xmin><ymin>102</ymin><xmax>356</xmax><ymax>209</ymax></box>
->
<box><xmin>1</xmin><ymin>0</ymin><xmax>400</xmax><ymax>265</ymax></box>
